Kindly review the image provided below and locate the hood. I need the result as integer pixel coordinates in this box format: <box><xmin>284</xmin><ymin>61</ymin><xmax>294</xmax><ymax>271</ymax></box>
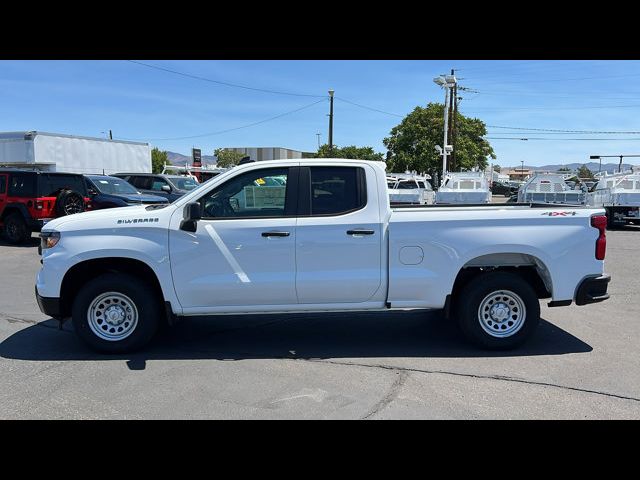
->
<box><xmin>111</xmin><ymin>193</ymin><xmax>169</xmax><ymax>203</ymax></box>
<box><xmin>42</xmin><ymin>204</ymin><xmax>171</xmax><ymax>231</ymax></box>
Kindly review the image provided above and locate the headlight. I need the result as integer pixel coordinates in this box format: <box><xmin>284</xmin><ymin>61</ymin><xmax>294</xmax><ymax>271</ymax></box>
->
<box><xmin>40</xmin><ymin>231</ymin><xmax>61</xmax><ymax>250</ymax></box>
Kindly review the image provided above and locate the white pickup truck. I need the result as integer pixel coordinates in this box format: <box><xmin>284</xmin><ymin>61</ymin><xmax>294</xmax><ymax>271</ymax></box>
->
<box><xmin>35</xmin><ymin>159</ymin><xmax>611</xmax><ymax>353</ymax></box>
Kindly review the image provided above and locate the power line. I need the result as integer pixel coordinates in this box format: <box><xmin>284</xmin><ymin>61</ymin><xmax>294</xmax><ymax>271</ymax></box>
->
<box><xmin>486</xmin><ymin>137</ymin><xmax>640</xmax><ymax>141</ymax></box>
<box><xmin>335</xmin><ymin>97</ymin><xmax>404</xmax><ymax>117</ymax></box>
<box><xmin>120</xmin><ymin>98</ymin><xmax>326</xmax><ymax>141</ymax></box>
<box><xmin>488</xmin><ymin>125</ymin><xmax>640</xmax><ymax>134</ymax></box>
<box><xmin>127</xmin><ymin>60</ymin><xmax>325</xmax><ymax>98</ymax></box>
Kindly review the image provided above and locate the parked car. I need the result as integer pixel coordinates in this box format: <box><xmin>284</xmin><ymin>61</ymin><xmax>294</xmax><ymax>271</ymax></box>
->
<box><xmin>112</xmin><ymin>173</ymin><xmax>200</xmax><ymax>202</ymax></box>
<box><xmin>36</xmin><ymin>159</ymin><xmax>610</xmax><ymax>353</ymax></box>
<box><xmin>490</xmin><ymin>181</ymin><xmax>518</xmax><ymax>197</ymax></box>
<box><xmin>85</xmin><ymin>175</ymin><xmax>168</xmax><ymax>210</ymax></box>
<box><xmin>0</xmin><ymin>169</ymin><xmax>88</xmax><ymax>244</ymax></box>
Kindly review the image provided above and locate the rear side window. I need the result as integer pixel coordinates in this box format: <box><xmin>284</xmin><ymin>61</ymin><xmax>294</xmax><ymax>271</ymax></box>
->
<box><xmin>310</xmin><ymin>167</ymin><xmax>366</xmax><ymax>216</ymax></box>
<box><xmin>8</xmin><ymin>174</ymin><xmax>36</xmax><ymax>197</ymax></box>
<box><xmin>0</xmin><ymin>175</ymin><xmax>6</xmax><ymax>194</ymax></box>
<box><xmin>37</xmin><ymin>174</ymin><xmax>87</xmax><ymax>197</ymax></box>
<box><xmin>129</xmin><ymin>176</ymin><xmax>152</xmax><ymax>190</ymax></box>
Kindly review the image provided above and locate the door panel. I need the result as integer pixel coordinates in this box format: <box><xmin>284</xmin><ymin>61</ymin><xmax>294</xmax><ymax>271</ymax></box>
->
<box><xmin>169</xmin><ymin>166</ymin><xmax>298</xmax><ymax>309</ymax></box>
<box><xmin>295</xmin><ymin>166</ymin><xmax>383</xmax><ymax>304</ymax></box>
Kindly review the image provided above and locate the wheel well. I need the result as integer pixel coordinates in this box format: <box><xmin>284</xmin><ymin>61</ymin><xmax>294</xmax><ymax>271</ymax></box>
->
<box><xmin>452</xmin><ymin>263</ymin><xmax>551</xmax><ymax>301</ymax></box>
<box><xmin>59</xmin><ymin>257</ymin><xmax>166</xmax><ymax>320</ymax></box>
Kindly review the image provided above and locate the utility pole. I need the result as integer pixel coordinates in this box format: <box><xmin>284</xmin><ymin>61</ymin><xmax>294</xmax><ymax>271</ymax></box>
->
<box><xmin>328</xmin><ymin>89</ymin><xmax>335</xmax><ymax>156</ymax></box>
<box><xmin>447</xmin><ymin>69</ymin><xmax>455</xmax><ymax>171</ymax></box>
<box><xmin>109</xmin><ymin>130</ymin><xmax>113</xmax><ymax>140</ymax></box>
<box><xmin>316</xmin><ymin>133</ymin><xmax>321</xmax><ymax>148</ymax></box>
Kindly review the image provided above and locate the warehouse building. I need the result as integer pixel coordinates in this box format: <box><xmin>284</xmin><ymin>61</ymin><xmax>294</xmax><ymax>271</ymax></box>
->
<box><xmin>225</xmin><ymin>147</ymin><xmax>314</xmax><ymax>162</ymax></box>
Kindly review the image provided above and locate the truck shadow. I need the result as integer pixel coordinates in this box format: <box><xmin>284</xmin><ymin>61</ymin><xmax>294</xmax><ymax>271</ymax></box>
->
<box><xmin>0</xmin><ymin>310</ymin><xmax>592</xmax><ymax>369</ymax></box>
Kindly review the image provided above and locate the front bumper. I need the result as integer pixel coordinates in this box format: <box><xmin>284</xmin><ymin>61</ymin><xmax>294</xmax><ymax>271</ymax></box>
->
<box><xmin>575</xmin><ymin>274</ymin><xmax>611</xmax><ymax>306</ymax></box>
<box><xmin>35</xmin><ymin>286</ymin><xmax>63</xmax><ymax>319</ymax></box>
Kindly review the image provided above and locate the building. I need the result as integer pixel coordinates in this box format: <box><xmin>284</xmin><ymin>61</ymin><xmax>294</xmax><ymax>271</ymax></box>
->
<box><xmin>0</xmin><ymin>131</ymin><xmax>151</xmax><ymax>174</ymax></box>
<box><xmin>225</xmin><ymin>147</ymin><xmax>314</xmax><ymax>162</ymax></box>
<box><xmin>505</xmin><ymin>167</ymin><xmax>534</xmax><ymax>181</ymax></box>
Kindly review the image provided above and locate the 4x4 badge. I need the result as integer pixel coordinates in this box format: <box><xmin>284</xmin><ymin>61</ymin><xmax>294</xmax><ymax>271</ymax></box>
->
<box><xmin>541</xmin><ymin>211</ymin><xmax>577</xmax><ymax>216</ymax></box>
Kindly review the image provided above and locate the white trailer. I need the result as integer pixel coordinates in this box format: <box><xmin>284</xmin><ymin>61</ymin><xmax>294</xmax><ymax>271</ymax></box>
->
<box><xmin>0</xmin><ymin>131</ymin><xmax>151</xmax><ymax>175</ymax></box>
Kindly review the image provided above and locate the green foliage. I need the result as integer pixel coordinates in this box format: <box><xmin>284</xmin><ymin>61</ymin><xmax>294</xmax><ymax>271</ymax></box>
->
<box><xmin>151</xmin><ymin>147</ymin><xmax>168</xmax><ymax>174</ymax></box>
<box><xmin>214</xmin><ymin>148</ymin><xmax>246</xmax><ymax>168</ymax></box>
<box><xmin>557</xmin><ymin>166</ymin><xmax>571</xmax><ymax>172</ymax></box>
<box><xmin>577</xmin><ymin>164</ymin><xmax>594</xmax><ymax>178</ymax></box>
<box><xmin>383</xmin><ymin>103</ymin><xmax>495</xmax><ymax>175</ymax></box>
<box><xmin>315</xmin><ymin>144</ymin><xmax>385</xmax><ymax>162</ymax></box>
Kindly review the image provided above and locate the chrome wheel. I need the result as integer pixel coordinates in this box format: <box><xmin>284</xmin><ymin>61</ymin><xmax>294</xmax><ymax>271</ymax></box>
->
<box><xmin>478</xmin><ymin>290</ymin><xmax>526</xmax><ymax>338</ymax></box>
<box><xmin>87</xmin><ymin>292</ymin><xmax>138</xmax><ymax>342</ymax></box>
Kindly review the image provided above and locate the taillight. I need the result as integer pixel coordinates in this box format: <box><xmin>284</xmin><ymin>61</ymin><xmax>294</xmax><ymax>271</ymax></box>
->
<box><xmin>591</xmin><ymin>215</ymin><xmax>607</xmax><ymax>260</ymax></box>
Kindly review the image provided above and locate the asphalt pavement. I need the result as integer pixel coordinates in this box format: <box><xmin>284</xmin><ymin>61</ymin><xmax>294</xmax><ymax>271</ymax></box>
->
<box><xmin>1</xmin><ymin>227</ymin><xmax>639</xmax><ymax>419</ymax></box>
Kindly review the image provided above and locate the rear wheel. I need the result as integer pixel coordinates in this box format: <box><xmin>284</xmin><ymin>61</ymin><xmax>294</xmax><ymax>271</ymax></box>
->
<box><xmin>3</xmin><ymin>213</ymin><xmax>29</xmax><ymax>244</ymax></box>
<box><xmin>55</xmin><ymin>190</ymin><xmax>85</xmax><ymax>216</ymax></box>
<box><xmin>455</xmin><ymin>271</ymin><xmax>540</xmax><ymax>350</ymax></box>
<box><xmin>71</xmin><ymin>273</ymin><xmax>160</xmax><ymax>353</ymax></box>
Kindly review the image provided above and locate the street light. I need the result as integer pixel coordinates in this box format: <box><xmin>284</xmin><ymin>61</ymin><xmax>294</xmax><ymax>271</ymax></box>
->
<box><xmin>433</xmin><ymin>74</ymin><xmax>456</xmax><ymax>184</ymax></box>
<box><xmin>589</xmin><ymin>155</ymin><xmax>602</xmax><ymax>173</ymax></box>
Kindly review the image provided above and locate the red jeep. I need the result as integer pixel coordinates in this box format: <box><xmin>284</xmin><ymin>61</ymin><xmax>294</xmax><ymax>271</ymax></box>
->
<box><xmin>0</xmin><ymin>169</ymin><xmax>90</xmax><ymax>244</ymax></box>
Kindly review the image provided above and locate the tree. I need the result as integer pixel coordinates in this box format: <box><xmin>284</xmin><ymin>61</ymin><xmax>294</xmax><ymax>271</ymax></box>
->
<box><xmin>383</xmin><ymin>103</ymin><xmax>496</xmax><ymax>176</ymax></box>
<box><xmin>151</xmin><ymin>147</ymin><xmax>168</xmax><ymax>174</ymax></box>
<box><xmin>577</xmin><ymin>164</ymin><xmax>594</xmax><ymax>178</ymax></box>
<box><xmin>557</xmin><ymin>166</ymin><xmax>571</xmax><ymax>172</ymax></box>
<box><xmin>214</xmin><ymin>148</ymin><xmax>246</xmax><ymax>168</ymax></box>
<box><xmin>315</xmin><ymin>144</ymin><xmax>385</xmax><ymax>162</ymax></box>
<box><xmin>493</xmin><ymin>164</ymin><xmax>501</xmax><ymax>173</ymax></box>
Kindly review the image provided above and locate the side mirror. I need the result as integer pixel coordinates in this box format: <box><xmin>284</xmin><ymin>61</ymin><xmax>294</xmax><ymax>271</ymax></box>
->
<box><xmin>161</xmin><ymin>185</ymin><xmax>171</xmax><ymax>192</ymax></box>
<box><xmin>180</xmin><ymin>202</ymin><xmax>201</xmax><ymax>232</ymax></box>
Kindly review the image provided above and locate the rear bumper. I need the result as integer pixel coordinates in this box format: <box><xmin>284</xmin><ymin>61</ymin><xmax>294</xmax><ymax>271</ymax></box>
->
<box><xmin>35</xmin><ymin>286</ymin><xmax>63</xmax><ymax>319</ymax></box>
<box><xmin>575</xmin><ymin>274</ymin><xmax>611</xmax><ymax>306</ymax></box>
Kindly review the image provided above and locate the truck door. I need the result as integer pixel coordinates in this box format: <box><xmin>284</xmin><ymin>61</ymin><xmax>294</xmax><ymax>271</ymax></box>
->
<box><xmin>169</xmin><ymin>166</ymin><xmax>298</xmax><ymax>310</ymax></box>
<box><xmin>295</xmin><ymin>165</ymin><xmax>383</xmax><ymax>304</ymax></box>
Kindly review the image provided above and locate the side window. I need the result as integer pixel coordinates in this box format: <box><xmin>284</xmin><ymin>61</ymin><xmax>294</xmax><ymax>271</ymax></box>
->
<box><xmin>130</xmin><ymin>176</ymin><xmax>151</xmax><ymax>190</ymax></box>
<box><xmin>8</xmin><ymin>174</ymin><xmax>36</xmax><ymax>197</ymax></box>
<box><xmin>150</xmin><ymin>178</ymin><xmax>169</xmax><ymax>191</ymax></box>
<box><xmin>310</xmin><ymin>167</ymin><xmax>366</xmax><ymax>216</ymax></box>
<box><xmin>200</xmin><ymin>168</ymin><xmax>289</xmax><ymax>219</ymax></box>
<box><xmin>0</xmin><ymin>175</ymin><xmax>6</xmax><ymax>194</ymax></box>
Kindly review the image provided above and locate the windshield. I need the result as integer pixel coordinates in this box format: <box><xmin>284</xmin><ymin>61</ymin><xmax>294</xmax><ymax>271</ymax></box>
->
<box><xmin>168</xmin><ymin>176</ymin><xmax>200</xmax><ymax>191</ymax></box>
<box><xmin>89</xmin><ymin>177</ymin><xmax>138</xmax><ymax>195</ymax></box>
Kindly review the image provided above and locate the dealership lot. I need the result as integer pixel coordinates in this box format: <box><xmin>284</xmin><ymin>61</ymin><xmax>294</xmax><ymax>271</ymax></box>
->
<box><xmin>1</xmin><ymin>228</ymin><xmax>639</xmax><ymax>419</ymax></box>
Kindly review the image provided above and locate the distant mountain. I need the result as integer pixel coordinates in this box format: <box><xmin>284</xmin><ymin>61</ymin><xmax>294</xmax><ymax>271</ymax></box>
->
<box><xmin>166</xmin><ymin>151</ymin><xmax>217</xmax><ymax>166</ymax></box>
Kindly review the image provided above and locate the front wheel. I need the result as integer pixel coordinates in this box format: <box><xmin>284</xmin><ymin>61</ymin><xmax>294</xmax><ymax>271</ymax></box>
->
<box><xmin>3</xmin><ymin>213</ymin><xmax>29</xmax><ymax>244</ymax></box>
<box><xmin>71</xmin><ymin>273</ymin><xmax>160</xmax><ymax>353</ymax></box>
<box><xmin>455</xmin><ymin>271</ymin><xmax>540</xmax><ymax>350</ymax></box>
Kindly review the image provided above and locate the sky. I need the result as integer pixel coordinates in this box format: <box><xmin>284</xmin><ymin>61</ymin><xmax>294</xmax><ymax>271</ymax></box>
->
<box><xmin>2</xmin><ymin>59</ymin><xmax>640</xmax><ymax>167</ymax></box>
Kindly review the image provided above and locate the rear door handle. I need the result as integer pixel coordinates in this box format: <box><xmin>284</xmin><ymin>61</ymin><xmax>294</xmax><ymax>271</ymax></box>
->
<box><xmin>346</xmin><ymin>229</ymin><xmax>375</xmax><ymax>235</ymax></box>
<box><xmin>262</xmin><ymin>231</ymin><xmax>290</xmax><ymax>237</ymax></box>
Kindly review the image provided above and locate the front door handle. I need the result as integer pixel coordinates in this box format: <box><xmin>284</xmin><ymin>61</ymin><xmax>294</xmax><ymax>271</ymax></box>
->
<box><xmin>262</xmin><ymin>231</ymin><xmax>290</xmax><ymax>237</ymax></box>
<box><xmin>346</xmin><ymin>229</ymin><xmax>375</xmax><ymax>235</ymax></box>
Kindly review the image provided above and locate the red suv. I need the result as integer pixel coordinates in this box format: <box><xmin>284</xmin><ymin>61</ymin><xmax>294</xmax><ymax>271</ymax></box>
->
<box><xmin>0</xmin><ymin>169</ymin><xmax>89</xmax><ymax>244</ymax></box>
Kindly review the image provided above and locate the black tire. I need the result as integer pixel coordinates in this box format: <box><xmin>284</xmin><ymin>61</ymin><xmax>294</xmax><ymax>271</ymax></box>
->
<box><xmin>455</xmin><ymin>271</ymin><xmax>540</xmax><ymax>350</ymax></box>
<box><xmin>3</xmin><ymin>213</ymin><xmax>29</xmax><ymax>244</ymax></box>
<box><xmin>71</xmin><ymin>273</ymin><xmax>161</xmax><ymax>353</ymax></box>
<box><xmin>55</xmin><ymin>189</ymin><xmax>85</xmax><ymax>216</ymax></box>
